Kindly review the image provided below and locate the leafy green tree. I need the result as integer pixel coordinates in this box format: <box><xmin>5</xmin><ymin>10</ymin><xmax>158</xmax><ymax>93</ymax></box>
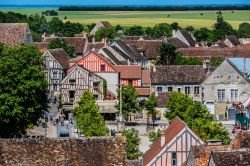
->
<box><xmin>170</xmin><ymin>22</ymin><xmax>180</xmax><ymax>30</ymax></box>
<box><xmin>125</xmin><ymin>25</ymin><xmax>144</xmax><ymax>36</ymax></box>
<box><xmin>87</xmin><ymin>23</ymin><xmax>96</xmax><ymax>33</ymax></box>
<box><xmin>145</xmin><ymin>93</ymin><xmax>158</xmax><ymax>127</ymax></box>
<box><xmin>0</xmin><ymin>44</ymin><xmax>48</xmax><ymax>138</ymax></box>
<box><xmin>157</xmin><ymin>42</ymin><xmax>181</xmax><ymax>65</ymax></box>
<box><xmin>152</xmin><ymin>23</ymin><xmax>172</xmax><ymax>38</ymax></box>
<box><xmin>95</xmin><ymin>27</ymin><xmax>117</xmax><ymax>41</ymax></box>
<box><xmin>145</xmin><ymin>27</ymin><xmax>153</xmax><ymax>36</ymax></box>
<box><xmin>28</xmin><ymin>14</ymin><xmax>47</xmax><ymax>34</ymax></box>
<box><xmin>73</xmin><ymin>91</ymin><xmax>109</xmax><ymax>137</ymax></box>
<box><xmin>185</xmin><ymin>26</ymin><xmax>195</xmax><ymax>32</ymax></box>
<box><xmin>213</xmin><ymin>13</ymin><xmax>236</xmax><ymax>40</ymax></box>
<box><xmin>32</xmin><ymin>32</ymin><xmax>42</xmax><ymax>42</ymax></box>
<box><xmin>48</xmin><ymin>17</ymin><xmax>64</xmax><ymax>34</ymax></box>
<box><xmin>237</xmin><ymin>22</ymin><xmax>250</xmax><ymax>38</ymax></box>
<box><xmin>63</xmin><ymin>21</ymin><xmax>84</xmax><ymax>37</ymax></box>
<box><xmin>115</xmin><ymin>85</ymin><xmax>139</xmax><ymax>121</ymax></box>
<box><xmin>121</xmin><ymin>128</ymin><xmax>142</xmax><ymax>160</ymax></box>
<box><xmin>178</xmin><ymin>57</ymin><xmax>202</xmax><ymax>65</ymax></box>
<box><xmin>210</xmin><ymin>56</ymin><xmax>224</xmax><ymax>67</ymax></box>
<box><xmin>47</xmin><ymin>38</ymin><xmax>75</xmax><ymax>57</ymax></box>
<box><xmin>165</xmin><ymin>92</ymin><xmax>230</xmax><ymax>144</ymax></box>
<box><xmin>194</xmin><ymin>27</ymin><xmax>212</xmax><ymax>42</ymax></box>
<box><xmin>115</xmin><ymin>24</ymin><xmax>123</xmax><ymax>31</ymax></box>
<box><xmin>148</xmin><ymin>129</ymin><xmax>161</xmax><ymax>143</ymax></box>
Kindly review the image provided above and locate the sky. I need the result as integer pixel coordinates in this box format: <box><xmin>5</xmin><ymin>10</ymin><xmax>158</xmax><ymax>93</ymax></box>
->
<box><xmin>0</xmin><ymin>0</ymin><xmax>250</xmax><ymax>6</ymax></box>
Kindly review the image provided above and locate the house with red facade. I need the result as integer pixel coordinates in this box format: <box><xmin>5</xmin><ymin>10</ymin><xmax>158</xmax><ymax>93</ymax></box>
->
<box><xmin>143</xmin><ymin>117</ymin><xmax>203</xmax><ymax>166</ymax></box>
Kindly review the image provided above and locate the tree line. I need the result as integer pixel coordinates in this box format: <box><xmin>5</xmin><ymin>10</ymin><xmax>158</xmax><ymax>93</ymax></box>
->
<box><xmin>59</xmin><ymin>5</ymin><xmax>250</xmax><ymax>11</ymax></box>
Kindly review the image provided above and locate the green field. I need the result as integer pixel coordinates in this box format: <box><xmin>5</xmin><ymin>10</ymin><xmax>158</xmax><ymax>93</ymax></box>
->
<box><xmin>1</xmin><ymin>8</ymin><xmax>250</xmax><ymax>29</ymax></box>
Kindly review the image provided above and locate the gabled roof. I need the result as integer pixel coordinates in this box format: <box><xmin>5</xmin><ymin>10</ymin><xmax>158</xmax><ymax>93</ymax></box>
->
<box><xmin>69</xmin><ymin>56</ymin><xmax>83</xmax><ymax>64</ymax></box>
<box><xmin>225</xmin><ymin>35</ymin><xmax>240</xmax><ymax>46</ymax></box>
<box><xmin>43</xmin><ymin>37</ymin><xmax>87</xmax><ymax>54</ymax></box>
<box><xmin>110</xmin><ymin>45</ymin><xmax>134</xmax><ymax>62</ymax></box>
<box><xmin>113</xmin><ymin>65</ymin><xmax>141</xmax><ymax>79</ymax></box>
<box><xmin>167</xmin><ymin>37</ymin><xmax>189</xmax><ymax>48</ymax></box>
<box><xmin>135</xmin><ymin>87</ymin><xmax>150</xmax><ymax>96</ymax></box>
<box><xmin>143</xmin><ymin>117</ymin><xmax>187</xmax><ymax>165</ymax></box>
<box><xmin>86</xmin><ymin>42</ymin><xmax>105</xmax><ymax>52</ymax></box>
<box><xmin>100</xmin><ymin>48</ymin><xmax>122</xmax><ymax>65</ymax></box>
<box><xmin>47</xmin><ymin>48</ymin><xmax>71</xmax><ymax>69</ymax></box>
<box><xmin>151</xmin><ymin>65</ymin><xmax>210</xmax><ymax>85</ymax></box>
<box><xmin>210</xmin><ymin>149</ymin><xmax>250</xmax><ymax>166</ymax></box>
<box><xmin>179</xmin><ymin>30</ymin><xmax>196</xmax><ymax>47</ymax></box>
<box><xmin>100</xmin><ymin>21</ymin><xmax>112</xmax><ymax>28</ymax></box>
<box><xmin>124</xmin><ymin>36</ymin><xmax>153</xmax><ymax>40</ymax></box>
<box><xmin>189</xmin><ymin>145</ymin><xmax>229</xmax><ymax>166</ymax></box>
<box><xmin>0</xmin><ymin>23</ymin><xmax>32</xmax><ymax>47</ymax></box>
<box><xmin>122</xmin><ymin>40</ymin><xmax>162</xmax><ymax>59</ymax></box>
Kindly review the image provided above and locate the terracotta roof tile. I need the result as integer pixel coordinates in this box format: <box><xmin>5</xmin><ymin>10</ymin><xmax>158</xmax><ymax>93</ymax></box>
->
<box><xmin>101</xmin><ymin>48</ymin><xmax>122</xmax><ymax>65</ymax></box>
<box><xmin>113</xmin><ymin>65</ymin><xmax>141</xmax><ymax>79</ymax></box>
<box><xmin>135</xmin><ymin>87</ymin><xmax>150</xmax><ymax>96</ymax></box>
<box><xmin>0</xmin><ymin>23</ymin><xmax>32</xmax><ymax>47</ymax></box>
<box><xmin>47</xmin><ymin>48</ymin><xmax>71</xmax><ymax>69</ymax></box>
<box><xmin>43</xmin><ymin>37</ymin><xmax>87</xmax><ymax>54</ymax></box>
<box><xmin>151</xmin><ymin>65</ymin><xmax>210</xmax><ymax>85</ymax></box>
<box><xmin>143</xmin><ymin>117</ymin><xmax>187</xmax><ymax>165</ymax></box>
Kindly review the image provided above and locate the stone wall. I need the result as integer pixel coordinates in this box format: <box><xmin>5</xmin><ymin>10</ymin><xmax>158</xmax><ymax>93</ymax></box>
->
<box><xmin>0</xmin><ymin>137</ymin><xmax>125</xmax><ymax>166</ymax></box>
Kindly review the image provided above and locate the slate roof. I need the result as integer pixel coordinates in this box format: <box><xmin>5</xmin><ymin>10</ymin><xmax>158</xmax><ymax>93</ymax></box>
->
<box><xmin>48</xmin><ymin>48</ymin><xmax>71</xmax><ymax>69</ymax></box>
<box><xmin>143</xmin><ymin>117</ymin><xmax>187</xmax><ymax>165</ymax></box>
<box><xmin>225</xmin><ymin>35</ymin><xmax>240</xmax><ymax>46</ymax></box>
<box><xmin>122</xmin><ymin>40</ymin><xmax>162</xmax><ymax>59</ymax></box>
<box><xmin>100</xmin><ymin>21</ymin><xmax>112</xmax><ymax>28</ymax></box>
<box><xmin>101</xmin><ymin>48</ymin><xmax>122</xmax><ymax>65</ymax></box>
<box><xmin>0</xmin><ymin>23</ymin><xmax>32</xmax><ymax>47</ymax></box>
<box><xmin>151</xmin><ymin>65</ymin><xmax>210</xmax><ymax>85</ymax></box>
<box><xmin>210</xmin><ymin>150</ymin><xmax>250</xmax><ymax>166</ymax></box>
<box><xmin>188</xmin><ymin>145</ymin><xmax>229</xmax><ymax>166</ymax></box>
<box><xmin>43</xmin><ymin>37</ymin><xmax>87</xmax><ymax>54</ymax></box>
<box><xmin>110</xmin><ymin>45</ymin><xmax>134</xmax><ymax>62</ymax></box>
<box><xmin>113</xmin><ymin>65</ymin><xmax>141</xmax><ymax>79</ymax></box>
<box><xmin>180</xmin><ymin>30</ymin><xmax>196</xmax><ymax>47</ymax></box>
<box><xmin>167</xmin><ymin>37</ymin><xmax>189</xmax><ymax>48</ymax></box>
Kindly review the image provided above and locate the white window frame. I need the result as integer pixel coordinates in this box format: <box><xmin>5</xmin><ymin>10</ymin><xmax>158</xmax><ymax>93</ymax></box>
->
<box><xmin>217</xmin><ymin>89</ymin><xmax>225</xmax><ymax>102</ymax></box>
<box><xmin>194</xmin><ymin>86</ymin><xmax>200</xmax><ymax>96</ymax></box>
<box><xmin>230</xmin><ymin>89</ymin><xmax>239</xmax><ymax>102</ymax></box>
<box><xmin>185</xmin><ymin>86</ymin><xmax>191</xmax><ymax>95</ymax></box>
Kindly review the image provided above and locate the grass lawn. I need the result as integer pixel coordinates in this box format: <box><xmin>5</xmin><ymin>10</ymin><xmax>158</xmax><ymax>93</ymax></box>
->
<box><xmin>1</xmin><ymin>8</ymin><xmax>250</xmax><ymax>29</ymax></box>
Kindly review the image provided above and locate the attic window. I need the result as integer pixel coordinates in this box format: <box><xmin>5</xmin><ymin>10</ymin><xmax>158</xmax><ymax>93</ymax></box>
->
<box><xmin>69</xmin><ymin>79</ymin><xmax>76</xmax><ymax>85</ymax></box>
<box><xmin>100</xmin><ymin>64</ymin><xmax>106</xmax><ymax>71</ymax></box>
<box><xmin>156</xmin><ymin>87</ymin><xmax>162</xmax><ymax>92</ymax></box>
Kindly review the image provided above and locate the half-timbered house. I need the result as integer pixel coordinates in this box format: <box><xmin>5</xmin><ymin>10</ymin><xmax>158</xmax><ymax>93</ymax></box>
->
<box><xmin>43</xmin><ymin>48</ymin><xmax>70</xmax><ymax>97</ymax></box>
<box><xmin>143</xmin><ymin>117</ymin><xmax>203</xmax><ymax>166</ymax></box>
<box><xmin>61</xmin><ymin>64</ymin><xmax>104</xmax><ymax>109</ymax></box>
<box><xmin>77</xmin><ymin>51</ymin><xmax>119</xmax><ymax>96</ymax></box>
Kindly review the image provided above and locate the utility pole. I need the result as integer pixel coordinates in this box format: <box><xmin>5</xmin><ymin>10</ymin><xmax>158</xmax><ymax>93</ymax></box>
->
<box><xmin>117</xmin><ymin>80</ymin><xmax>124</xmax><ymax>131</ymax></box>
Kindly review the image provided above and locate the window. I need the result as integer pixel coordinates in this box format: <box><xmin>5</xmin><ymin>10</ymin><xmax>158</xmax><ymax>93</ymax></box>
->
<box><xmin>93</xmin><ymin>94</ymin><xmax>99</xmax><ymax>99</ymax></box>
<box><xmin>69</xmin><ymin>91</ymin><xmax>75</xmax><ymax>100</ymax></box>
<box><xmin>168</xmin><ymin>87</ymin><xmax>173</xmax><ymax>92</ymax></box>
<box><xmin>217</xmin><ymin>89</ymin><xmax>225</xmax><ymax>102</ymax></box>
<box><xmin>194</xmin><ymin>86</ymin><xmax>200</xmax><ymax>96</ymax></box>
<box><xmin>231</xmin><ymin>89</ymin><xmax>238</xmax><ymax>102</ymax></box>
<box><xmin>52</xmin><ymin>72</ymin><xmax>58</xmax><ymax>79</ymax></box>
<box><xmin>53</xmin><ymin>84</ymin><xmax>58</xmax><ymax>91</ymax></box>
<box><xmin>93</xmin><ymin>82</ymin><xmax>99</xmax><ymax>90</ymax></box>
<box><xmin>157</xmin><ymin>87</ymin><xmax>162</xmax><ymax>92</ymax></box>
<box><xmin>172</xmin><ymin>152</ymin><xmax>177</xmax><ymax>166</ymax></box>
<box><xmin>177</xmin><ymin>88</ymin><xmax>181</xmax><ymax>92</ymax></box>
<box><xmin>49</xmin><ymin>61</ymin><xmax>53</xmax><ymax>68</ymax></box>
<box><xmin>128</xmin><ymin>80</ymin><xmax>133</xmax><ymax>85</ymax></box>
<box><xmin>69</xmin><ymin>79</ymin><xmax>76</xmax><ymax>85</ymax></box>
<box><xmin>185</xmin><ymin>86</ymin><xmax>190</xmax><ymax>95</ymax></box>
<box><xmin>100</xmin><ymin>64</ymin><xmax>106</xmax><ymax>71</ymax></box>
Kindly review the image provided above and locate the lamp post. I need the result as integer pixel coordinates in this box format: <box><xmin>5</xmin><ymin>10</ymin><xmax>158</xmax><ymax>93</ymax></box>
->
<box><xmin>117</xmin><ymin>81</ymin><xmax>124</xmax><ymax>131</ymax></box>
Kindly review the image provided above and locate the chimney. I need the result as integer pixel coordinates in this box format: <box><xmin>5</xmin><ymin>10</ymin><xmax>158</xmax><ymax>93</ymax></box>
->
<box><xmin>172</xmin><ymin>29</ymin><xmax>176</xmax><ymax>37</ymax></box>
<box><xmin>92</xmin><ymin>37</ymin><xmax>95</xmax><ymax>43</ymax></box>
<box><xmin>203</xmin><ymin>59</ymin><xmax>210</xmax><ymax>69</ymax></box>
<box><xmin>206</xmin><ymin>139</ymin><xmax>222</xmax><ymax>146</ymax></box>
<box><xmin>83</xmin><ymin>32</ymin><xmax>88</xmax><ymax>38</ymax></box>
<box><xmin>160</xmin><ymin>129</ymin><xmax>165</xmax><ymax>147</ymax></box>
<box><xmin>102</xmin><ymin>38</ymin><xmax>107</xmax><ymax>48</ymax></box>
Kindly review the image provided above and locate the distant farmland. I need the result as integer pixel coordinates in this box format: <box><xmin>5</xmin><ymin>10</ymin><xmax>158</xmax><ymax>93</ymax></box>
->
<box><xmin>1</xmin><ymin>8</ymin><xmax>250</xmax><ymax>28</ymax></box>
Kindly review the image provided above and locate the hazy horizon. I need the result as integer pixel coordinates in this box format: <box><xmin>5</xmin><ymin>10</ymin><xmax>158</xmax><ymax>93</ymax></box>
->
<box><xmin>0</xmin><ymin>0</ymin><xmax>250</xmax><ymax>6</ymax></box>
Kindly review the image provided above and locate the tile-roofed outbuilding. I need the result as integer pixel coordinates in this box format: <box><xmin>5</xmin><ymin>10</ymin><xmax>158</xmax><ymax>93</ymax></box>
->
<box><xmin>142</xmin><ymin>70</ymin><xmax>150</xmax><ymax>84</ymax></box>
<box><xmin>225</xmin><ymin>35</ymin><xmax>241</xmax><ymax>46</ymax></box>
<box><xmin>0</xmin><ymin>23</ymin><xmax>33</xmax><ymax>47</ymax></box>
<box><xmin>179</xmin><ymin>30</ymin><xmax>196</xmax><ymax>47</ymax></box>
<box><xmin>47</xmin><ymin>48</ymin><xmax>71</xmax><ymax>69</ymax></box>
<box><xmin>122</xmin><ymin>40</ymin><xmax>162</xmax><ymax>59</ymax></box>
<box><xmin>43</xmin><ymin>37</ymin><xmax>87</xmax><ymax>54</ymax></box>
<box><xmin>143</xmin><ymin>117</ymin><xmax>187</xmax><ymax>165</ymax></box>
<box><xmin>113</xmin><ymin>65</ymin><xmax>141</xmax><ymax>79</ymax></box>
<box><xmin>210</xmin><ymin>149</ymin><xmax>250</xmax><ymax>166</ymax></box>
<box><xmin>151</xmin><ymin>65</ymin><xmax>209</xmax><ymax>85</ymax></box>
<box><xmin>167</xmin><ymin>37</ymin><xmax>189</xmax><ymax>48</ymax></box>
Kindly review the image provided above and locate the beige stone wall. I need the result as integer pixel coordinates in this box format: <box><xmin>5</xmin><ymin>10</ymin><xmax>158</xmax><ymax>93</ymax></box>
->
<box><xmin>0</xmin><ymin>137</ymin><xmax>125</xmax><ymax>166</ymax></box>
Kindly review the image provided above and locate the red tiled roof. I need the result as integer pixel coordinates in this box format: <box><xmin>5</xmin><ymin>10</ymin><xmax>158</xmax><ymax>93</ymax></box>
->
<box><xmin>143</xmin><ymin>117</ymin><xmax>187</xmax><ymax>165</ymax></box>
<box><xmin>113</xmin><ymin>65</ymin><xmax>141</xmax><ymax>79</ymax></box>
<box><xmin>43</xmin><ymin>37</ymin><xmax>87</xmax><ymax>54</ymax></box>
<box><xmin>0</xmin><ymin>23</ymin><xmax>32</xmax><ymax>47</ymax></box>
<box><xmin>135</xmin><ymin>87</ymin><xmax>150</xmax><ymax>96</ymax></box>
<box><xmin>125</xmin><ymin>36</ymin><xmax>153</xmax><ymax>40</ymax></box>
<box><xmin>142</xmin><ymin>70</ymin><xmax>150</xmax><ymax>84</ymax></box>
<box><xmin>35</xmin><ymin>42</ymin><xmax>48</xmax><ymax>53</ymax></box>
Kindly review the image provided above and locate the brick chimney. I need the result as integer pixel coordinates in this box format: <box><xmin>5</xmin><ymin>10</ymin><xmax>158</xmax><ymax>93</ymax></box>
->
<box><xmin>160</xmin><ymin>130</ymin><xmax>165</xmax><ymax>147</ymax></box>
<box><xmin>83</xmin><ymin>32</ymin><xmax>88</xmax><ymax>38</ymax></box>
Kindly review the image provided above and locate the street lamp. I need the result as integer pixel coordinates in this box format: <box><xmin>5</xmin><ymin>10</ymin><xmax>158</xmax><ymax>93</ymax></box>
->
<box><xmin>117</xmin><ymin>81</ymin><xmax>124</xmax><ymax>131</ymax></box>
